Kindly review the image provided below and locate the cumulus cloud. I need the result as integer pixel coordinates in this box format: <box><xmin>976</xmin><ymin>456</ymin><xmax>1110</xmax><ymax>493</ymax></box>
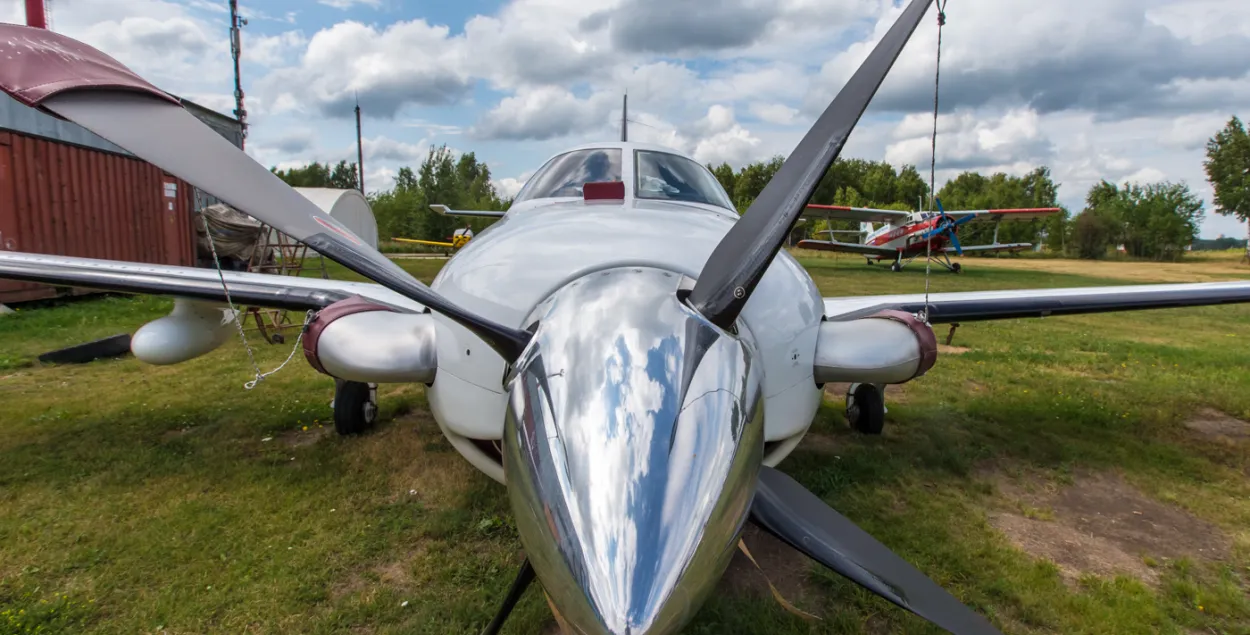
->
<box><xmin>806</xmin><ymin>0</ymin><xmax>1250</xmax><ymax>121</ymax></box>
<box><xmin>247</xmin><ymin>31</ymin><xmax>307</xmax><ymax>67</ymax></box>
<box><xmin>885</xmin><ymin>109</ymin><xmax>1054</xmax><ymax>171</ymax></box>
<box><xmin>749</xmin><ymin>102</ymin><xmax>799</xmax><ymax>125</ymax></box>
<box><xmin>603</xmin><ymin>0</ymin><xmax>776</xmax><ymax>54</ymax></box>
<box><xmin>362</xmin><ymin>136</ymin><xmax>430</xmax><ymax>163</ymax></box>
<box><xmin>470</xmin><ymin>88</ymin><xmax>616</xmax><ymax>140</ymax></box>
<box><xmin>258</xmin><ymin>19</ymin><xmax>472</xmax><ymax>118</ymax></box>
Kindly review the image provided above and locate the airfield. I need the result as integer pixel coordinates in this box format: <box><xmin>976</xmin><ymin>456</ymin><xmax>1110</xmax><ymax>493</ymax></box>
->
<box><xmin>2</xmin><ymin>251</ymin><xmax>1248</xmax><ymax>634</ymax></box>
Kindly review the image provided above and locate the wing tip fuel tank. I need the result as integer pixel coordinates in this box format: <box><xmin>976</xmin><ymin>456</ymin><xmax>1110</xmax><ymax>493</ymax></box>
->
<box><xmin>814</xmin><ymin>310</ymin><xmax>937</xmax><ymax>384</ymax></box>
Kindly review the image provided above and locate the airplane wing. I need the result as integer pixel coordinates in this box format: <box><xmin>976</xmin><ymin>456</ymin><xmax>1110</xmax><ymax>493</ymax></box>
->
<box><xmin>939</xmin><ymin>242</ymin><xmax>1033</xmax><ymax>254</ymax></box>
<box><xmin>0</xmin><ymin>251</ymin><xmax>426</xmax><ymax>313</ymax></box>
<box><xmin>430</xmin><ymin>204</ymin><xmax>505</xmax><ymax>219</ymax></box>
<box><xmin>801</xmin><ymin>204</ymin><xmax>912</xmax><ymax>223</ymax></box>
<box><xmin>822</xmin><ymin>281</ymin><xmax>1250</xmax><ymax>324</ymax></box>
<box><xmin>795</xmin><ymin>239</ymin><xmax>897</xmax><ymax>257</ymax></box>
<box><xmin>942</xmin><ymin>207</ymin><xmax>1062</xmax><ymax>223</ymax></box>
<box><xmin>394</xmin><ymin>237</ymin><xmax>455</xmax><ymax>248</ymax></box>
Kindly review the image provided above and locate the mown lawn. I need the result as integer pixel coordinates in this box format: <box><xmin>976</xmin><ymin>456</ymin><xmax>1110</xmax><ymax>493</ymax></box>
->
<box><xmin>1</xmin><ymin>253</ymin><xmax>1248</xmax><ymax>634</ymax></box>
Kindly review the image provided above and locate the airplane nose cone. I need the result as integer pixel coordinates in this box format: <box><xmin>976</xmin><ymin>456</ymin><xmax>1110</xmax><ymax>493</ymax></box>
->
<box><xmin>502</xmin><ymin>267</ymin><xmax>765</xmax><ymax>634</ymax></box>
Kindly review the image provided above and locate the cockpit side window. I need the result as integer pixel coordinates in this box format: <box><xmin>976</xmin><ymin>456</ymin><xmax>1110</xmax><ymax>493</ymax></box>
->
<box><xmin>634</xmin><ymin>150</ymin><xmax>735</xmax><ymax>211</ymax></box>
<box><xmin>514</xmin><ymin>149</ymin><xmax>623</xmax><ymax>202</ymax></box>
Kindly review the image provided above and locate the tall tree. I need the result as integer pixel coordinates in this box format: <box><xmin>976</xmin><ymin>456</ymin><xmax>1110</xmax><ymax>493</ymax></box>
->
<box><xmin>1203</xmin><ymin>116</ymin><xmax>1250</xmax><ymax>262</ymax></box>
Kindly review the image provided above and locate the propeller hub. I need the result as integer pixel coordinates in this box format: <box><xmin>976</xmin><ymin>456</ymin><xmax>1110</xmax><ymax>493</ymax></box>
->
<box><xmin>502</xmin><ymin>267</ymin><xmax>764</xmax><ymax>634</ymax></box>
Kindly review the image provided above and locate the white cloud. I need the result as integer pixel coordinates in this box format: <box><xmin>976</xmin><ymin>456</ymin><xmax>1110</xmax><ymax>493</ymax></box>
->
<box><xmin>247</xmin><ymin>31</ymin><xmax>307</xmax><ymax>67</ymax></box>
<box><xmin>257</xmin><ymin>19</ymin><xmax>472</xmax><ymax>118</ymax></box>
<box><xmin>749</xmin><ymin>102</ymin><xmax>799</xmax><ymax>125</ymax></box>
<box><xmin>362</xmin><ymin>136</ymin><xmax>429</xmax><ymax>163</ymax></box>
<box><xmin>470</xmin><ymin>88</ymin><xmax>616</xmax><ymax>140</ymax></box>
<box><xmin>319</xmin><ymin>0</ymin><xmax>383</xmax><ymax>9</ymax></box>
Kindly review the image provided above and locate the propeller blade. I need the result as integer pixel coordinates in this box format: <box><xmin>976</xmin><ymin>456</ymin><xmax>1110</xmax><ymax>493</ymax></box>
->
<box><xmin>0</xmin><ymin>24</ymin><xmax>528</xmax><ymax>361</ymax></box>
<box><xmin>41</xmin><ymin>92</ymin><xmax>530</xmax><ymax>361</ymax></box>
<box><xmin>688</xmin><ymin>0</ymin><xmax>934</xmax><ymax>329</ymax></box>
<box><xmin>750</xmin><ymin>466</ymin><xmax>1002</xmax><ymax>635</ymax></box>
<box><xmin>480</xmin><ymin>559</ymin><xmax>535</xmax><ymax>635</ymax></box>
<box><xmin>947</xmin><ymin>228</ymin><xmax>964</xmax><ymax>255</ymax></box>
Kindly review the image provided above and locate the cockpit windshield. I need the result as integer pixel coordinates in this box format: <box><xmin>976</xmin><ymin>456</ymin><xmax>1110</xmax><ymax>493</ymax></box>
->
<box><xmin>514</xmin><ymin>148</ymin><xmax>623</xmax><ymax>202</ymax></box>
<box><xmin>635</xmin><ymin>150</ymin><xmax>735</xmax><ymax>210</ymax></box>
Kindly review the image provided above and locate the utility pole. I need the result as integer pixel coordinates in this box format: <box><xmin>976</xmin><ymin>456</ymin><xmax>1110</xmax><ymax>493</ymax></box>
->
<box><xmin>355</xmin><ymin>96</ymin><xmax>364</xmax><ymax>194</ymax></box>
<box><xmin>620</xmin><ymin>93</ymin><xmax>628</xmax><ymax>142</ymax></box>
<box><xmin>229</xmin><ymin>0</ymin><xmax>248</xmax><ymax>147</ymax></box>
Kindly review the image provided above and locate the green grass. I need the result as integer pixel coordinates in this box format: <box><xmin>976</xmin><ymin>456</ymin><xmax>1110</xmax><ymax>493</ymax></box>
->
<box><xmin>1</xmin><ymin>254</ymin><xmax>1249</xmax><ymax>634</ymax></box>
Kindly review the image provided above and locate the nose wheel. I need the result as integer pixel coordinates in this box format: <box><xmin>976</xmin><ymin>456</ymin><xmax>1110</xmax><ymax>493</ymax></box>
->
<box><xmin>332</xmin><ymin>379</ymin><xmax>378</xmax><ymax>436</ymax></box>
<box><xmin>845</xmin><ymin>383</ymin><xmax>886</xmax><ymax>435</ymax></box>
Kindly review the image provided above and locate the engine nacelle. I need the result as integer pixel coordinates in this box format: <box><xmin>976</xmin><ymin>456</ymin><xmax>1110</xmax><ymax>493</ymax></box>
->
<box><xmin>131</xmin><ymin>298</ymin><xmax>236</xmax><ymax>365</ymax></box>
<box><xmin>813</xmin><ymin>310</ymin><xmax>937</xmax><ymax>384</ymax></box>
<box><xmin>302</xmin><ymin>296</ymin><xmax>437</xmax><ymax>384</ymax></box>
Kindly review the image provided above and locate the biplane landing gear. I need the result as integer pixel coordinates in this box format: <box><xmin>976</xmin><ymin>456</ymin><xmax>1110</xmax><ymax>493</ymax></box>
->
<box><xmin>845</xmin><ymin>382</ymin><xmax>886</xmax><ymax>435</ymax></box>
<box><xmin>333</xmin><ymin>379</ymin><xmax>378</xmax><ymax>436</ymax></box>
<box><xmin>951</xmin><ymin>262</ymin><xmax>962</xmax><ymax>274</ymax></box>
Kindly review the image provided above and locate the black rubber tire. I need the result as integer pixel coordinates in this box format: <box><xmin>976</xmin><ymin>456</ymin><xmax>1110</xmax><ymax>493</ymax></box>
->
<box><xmin>951</xmin><ymin>262</ymin><xmax>962</xmax><ymax>274</ymax></box>
<box><xmin>334</xmin><ymin>380</ymin><xmax>377</xmax><ymax>436</ymax></box>
<box><xmin>890</xmin><ymin>261</ymin><xmax>902</xmax><ymax>272</ymax></box>
<box><xmin>846</xmin><ymin>383</ymin><xmax>885</xmax><ymax>435</ymax></box>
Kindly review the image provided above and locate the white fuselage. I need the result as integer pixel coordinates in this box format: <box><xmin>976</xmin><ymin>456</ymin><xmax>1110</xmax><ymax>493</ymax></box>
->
<box><xmin>422</xmin><ymin>143</ymin><xmax>827</xmax><ymax>483</ymax></box>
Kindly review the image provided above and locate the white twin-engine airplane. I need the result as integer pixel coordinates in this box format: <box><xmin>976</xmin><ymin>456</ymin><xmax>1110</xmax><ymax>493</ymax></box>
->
<box><xmin>798</xmin><ymin>202</ymin><xmax>1063</xmax><ymax>272</ymax></box>
<box><xmin>2</xmin><ymin>3</ymin><xmax>1250</xmax><ymax>634</ymax></box>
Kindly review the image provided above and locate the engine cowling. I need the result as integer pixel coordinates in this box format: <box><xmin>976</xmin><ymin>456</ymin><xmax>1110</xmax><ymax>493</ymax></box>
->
<box><xmin>131</xmin><ymin>298</ymin><xmax>236</xmax><ymax>365</ymax></box>
<box><xmin>302</xmin><ymin>296</ymin><xmax>437</xmax><ymax>384</ymax></box>
<box><xmin>813</xmin><ymin>310</ymin><xmax>937</xmax><ymax>384</ymax></box>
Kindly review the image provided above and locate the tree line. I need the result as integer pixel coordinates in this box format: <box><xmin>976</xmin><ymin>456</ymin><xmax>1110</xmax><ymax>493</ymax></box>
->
<box><xmin>271</xmin><ymin>146</ymin><xmax>507</xmax><ymax>245</ymax></box>
<box><xmin>272</xmin><ymin>116</ymin><xmax>1250</xmax><ymax>262</ymax></box>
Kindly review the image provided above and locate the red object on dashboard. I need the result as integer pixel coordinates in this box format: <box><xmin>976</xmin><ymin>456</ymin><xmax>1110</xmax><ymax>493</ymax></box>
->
<box><xmin>583</xmin><ymin>181</ymin><xmax>625</xmax><ymax>200</ymax></box>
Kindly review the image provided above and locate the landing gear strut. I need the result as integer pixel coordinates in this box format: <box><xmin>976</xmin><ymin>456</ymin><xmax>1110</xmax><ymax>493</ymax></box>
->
<box><xmin>845</xmin><ymin>383</ymin><xmax>886</xmax><ymax>435</ymax></box>
<box><xmin>333</xmin><ymin>379</ymin><xmax>378</xmax><ymax>436</ymax></box>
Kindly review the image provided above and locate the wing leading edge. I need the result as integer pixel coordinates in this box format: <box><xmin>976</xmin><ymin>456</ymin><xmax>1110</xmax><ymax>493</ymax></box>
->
<box><xmin>824</xmin><ymin>281</ymin><xmax>1250</xmax><ymax>323</ymax></box>
<box><xmin>0</xmin><ymin>251</ymin><xmax>426</xmax><ymax>313</ymax></box>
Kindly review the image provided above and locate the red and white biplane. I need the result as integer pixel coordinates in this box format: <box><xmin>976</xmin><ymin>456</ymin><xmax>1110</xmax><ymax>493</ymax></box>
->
<box><xmin>798</xmin><ymin>202</ymin><xmax>1062</xmax><ymax>272</ymax></box>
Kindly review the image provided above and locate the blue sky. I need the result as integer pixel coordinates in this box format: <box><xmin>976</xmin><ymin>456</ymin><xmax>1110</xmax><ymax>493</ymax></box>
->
<box><xmin>8</xmin><ymin>0</ymin><xmax>1250</xmax><ymax>238</ymax></box>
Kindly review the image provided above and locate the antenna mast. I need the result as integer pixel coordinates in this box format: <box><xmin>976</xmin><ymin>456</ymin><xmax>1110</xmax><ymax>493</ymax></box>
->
<box><xmin>621</xmin><ymin>93</ymin><xmax>628</xmax><ymax>142</ymax></box>
<box><xmin>229</xmin><ymin>0</ymin><xmax>249</xmax><ymax>147</ymax></box>
<box><xmin>355</xmin><ymin>95</ymin><xmax>365</xmax><ymax>194</ymax></box>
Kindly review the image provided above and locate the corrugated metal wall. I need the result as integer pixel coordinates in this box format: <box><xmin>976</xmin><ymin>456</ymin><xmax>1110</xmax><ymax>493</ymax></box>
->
<box><xmin>0</xmin><ymin>131</ymin><xmax>195</xmax><ymax>304</ymax></box>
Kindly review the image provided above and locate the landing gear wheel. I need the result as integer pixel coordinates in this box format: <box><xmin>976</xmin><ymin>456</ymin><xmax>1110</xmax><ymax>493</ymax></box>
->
<box><xmin>333</xmin><ymin>379</ymin><xmax>378</xmax><ymax>436</ymax></box>
<box><xmin>866</xmin><ymin>258</ymin><xmax>874</xmax><ymax>266</ymax></box>
<box><xmin>845</xmin><ymin>383</ymin><xmax>885</xmax><ymax>435</ymax></box>
<box><xmin>951</xmin><ymin>262</ymin><xmax>962</xmax><ymax>274</ymax></box>
<box><xmin>890</xmin><ymin>261</ymin><xmax>902</xmax><ymax>272</ymax></box>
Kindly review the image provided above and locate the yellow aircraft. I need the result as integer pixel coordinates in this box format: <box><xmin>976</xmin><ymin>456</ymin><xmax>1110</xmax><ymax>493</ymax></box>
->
<box><xmin>394</xmin><ymin>226</ymin><xmax>474</xmax><ymax>250</ymax></box>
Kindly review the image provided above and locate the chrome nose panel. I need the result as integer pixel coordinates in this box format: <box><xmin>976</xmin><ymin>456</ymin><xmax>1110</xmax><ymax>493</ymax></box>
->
<box><xmin>503</xmin><ymin>267</ymin><xmax>765</xmax><ymax>635</ymax></box>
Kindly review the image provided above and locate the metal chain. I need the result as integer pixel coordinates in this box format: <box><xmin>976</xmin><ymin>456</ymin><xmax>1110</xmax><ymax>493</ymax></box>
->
<box><xmin>921</xmin><ymin>0</ymin><xmax>948</xmax><ymax>324</ymax></box>
<box><xmin>199</xmin><ymin>212</ymin><xmax>310</xmax><ymax>390</ymax></box>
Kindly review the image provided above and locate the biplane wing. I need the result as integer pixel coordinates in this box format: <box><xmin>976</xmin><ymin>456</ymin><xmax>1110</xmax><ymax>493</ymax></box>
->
<box><xmin>939</xmin><ymin>242</ymin><xmax>1033</xmax><ymax>254</ymax></box>
<box><xmin>795</xmin><ymin>239</ymin><xmax>898</xmax><ymax>257</ymax></box>
<box><xmin>0</xmin><ymin>251</ymin><xmax>425</xmax><ymax>313</ymax></box>
<box><xmin>942</xmin><ymin>207</ymin><xmax>1062</xmax><ymax>222</ymax></box>
<box><xmin>430</xmin><ymin>204</ymin><xmax>505</xmax><ymax>218</ymax></box>
<box><xmin>801</xmin><ymin>204</ymin><xmax>912</xmax><ymax>223</ymax></box>
<box><xmin>393</xmin><ymin>237</ymin><xmax>456</xmax><ymax>248</ymax></box>
<box><xmin>822</xmin><ymin>281</ymin><xmax>1250</xmax><ymax>324</ymax></box>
